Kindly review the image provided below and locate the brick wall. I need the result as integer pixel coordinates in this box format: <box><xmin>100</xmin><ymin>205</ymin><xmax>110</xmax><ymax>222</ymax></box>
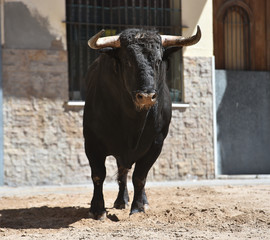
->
<box><xmin>2</xmin><ymin>49</ymin><xmax>214</xmax><ymax>186</ymax></box>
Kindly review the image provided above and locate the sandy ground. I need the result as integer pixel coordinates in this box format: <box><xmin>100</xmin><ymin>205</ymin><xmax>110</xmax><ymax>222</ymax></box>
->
<box><xmin>0</xmin><ymin>181</ymin><xmax>269</xmax><ymax>240</ymax></box>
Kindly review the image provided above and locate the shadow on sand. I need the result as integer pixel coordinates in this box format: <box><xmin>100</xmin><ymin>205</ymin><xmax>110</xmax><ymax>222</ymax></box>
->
<box><xmin>0</xmin><ymin>206</ymin><xmax>89</xmax><ymax>229</ymax></box>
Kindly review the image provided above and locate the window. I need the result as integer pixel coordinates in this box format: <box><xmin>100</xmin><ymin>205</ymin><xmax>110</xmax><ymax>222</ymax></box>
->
<box><xmin>66</xmin><ymin>0</ymin><xmax>183</xmax><ymax>102</ymax></box>
<box><xmin>223</xmin><ymin>6</ymin><xmax>250</xmax><ymax>70</ymax></box>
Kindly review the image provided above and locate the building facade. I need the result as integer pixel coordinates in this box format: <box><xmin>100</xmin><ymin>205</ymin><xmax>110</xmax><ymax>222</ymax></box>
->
<box><xmin>1</xmin><ymin>0</ymin><xmax>215</xmax><ymax>186</ymax></box>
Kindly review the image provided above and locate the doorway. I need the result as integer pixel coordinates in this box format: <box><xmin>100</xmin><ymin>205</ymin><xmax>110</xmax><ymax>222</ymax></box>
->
<box><xmin>213</xmin><ymin>0</ymin><xmax>270</xmax><ymax>175</ymax></box>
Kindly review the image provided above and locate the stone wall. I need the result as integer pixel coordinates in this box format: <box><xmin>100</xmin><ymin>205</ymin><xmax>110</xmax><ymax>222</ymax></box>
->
<box><xmin>2</xmin><ymin>49</ymin><xmax>91</xmax><ymax>186</ymax></box>
<box><xmin>152</xmin><ymin>57</ymin><xmax>215</xmax><ymax>181</ymax></box>
<box><xmin>2</xmin><ymin>49</ymin><xmax>214</xmax><ymax>186</ymax></box>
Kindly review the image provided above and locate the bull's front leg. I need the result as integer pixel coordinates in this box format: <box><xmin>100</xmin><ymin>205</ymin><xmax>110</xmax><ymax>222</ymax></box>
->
<box><xmin>130</xmin><ymin>140</ymin><xmax>163</xmax><ymax>215</ymax></box>
<box><xmin>131</xmin><ymin>174</ymin><xmax>149</xmax><ymax>214</ymax></box>
<box><xmin>89</xmin><ymin>166</ymin><xmax>106</xmax><ymax>220</ymax></box>
<box><xmin>85</xmin><ymin>142</ymin><xmax>107</xmax><ymax>220</ymax></box>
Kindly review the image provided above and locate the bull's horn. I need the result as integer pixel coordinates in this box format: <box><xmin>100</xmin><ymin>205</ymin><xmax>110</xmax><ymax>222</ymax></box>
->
<box><xmin>161</xmin><ymin>25</ymin><xmax>201</xmax><ymax>47</ymax></box>
<box><xmin>88</xmin><ymin>30</ymin><xmax>121</xmax><ymax>49</ymax></box>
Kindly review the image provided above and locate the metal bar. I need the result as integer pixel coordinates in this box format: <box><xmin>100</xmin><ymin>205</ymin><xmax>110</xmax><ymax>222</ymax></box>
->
<box><xmin>161</xmin><ymin>0</ymin><xmax>164</xmax><ymax>33</ymax></box>
<box><xmin>164</xmin><ymin>0</ymin><xmax>167</xmax><ymax>33</ymax></box>
<box><xmin>180</xmin><ymin>0</ymin><xmax>182</xmax><ymax>35</ymax></box>
<box><xmin>171</xmin><ymin>0</ymin><xmax>175</xmax><ymax>34</ymax></box>
<box><xmin>140</xmin><ymin>0</ymin><xmax>143</xmax><ymax>27</ymax></box>
<box><xmin>132</xmin><ymin>0</ymin><xmax>136</xmax><ymax>25</ymax></box>
<box><xmin>125</xmin><ymin>0</ymin><xmax>128</xmax><ymax>25</ymax></box>
<box><xmin>86</xmin><ymin>0</ymin><xmax>90</xmax><ymax>67</ymax></box>
<box><xmin>94</xmin><ymin>0</ymin><xmax>97</xmax><ymax>32</ymax></box>
<box><xmin>118</xmin><ymin>0</ymin><xmax>121</xmax><ymax>32</ymax></box>
<box><xmin>80</xmin><ymin>0</ymin><xmax>85</xmax><ymax>98</ymax></box>
<box><xmin>170</xmin><ymin>0</ymin><xmax>174</xmax><ymax>96</ymax></box>
<box><xmin>102</xmin><ymin>0</ymin><xmax>105</xmax><ymax>29</ymax></box>
<box><xmin>147</xmin><ymin>0</ymin><xmax>150</xmax><ymax>26</ymax></box>
<box><xmin>65</xmin><ymin>21</ymin><xmax>176</xmax><ymax>30</ymax></box>
<box><xmin>78</xmin><ymin>0</ymin><xmax>83</xmax><ymax>92</ymax></box>
<box><xmin>110</xmin><ymin>0</ymin><xmax>113</xmax><ymax>33</ymax></box>
<box><xmin>69</xmin><ymin>0</ymin><xmax>75</xmax><ymax>98</ymax></box>
<box><xmin>154</xmin><ymin>0</ymin><xmax>157</xmax><ymax>26</ymax></box>
<box><xmin>179</xmin><ymin>0</ymin><xmax>183</xmax><ymax>101</ymax></box>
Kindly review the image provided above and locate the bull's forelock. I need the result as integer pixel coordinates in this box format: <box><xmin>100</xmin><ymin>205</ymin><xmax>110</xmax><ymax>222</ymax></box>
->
<box><xmin>119</xmin><ymin>29</ymin><xmax>161</xmax><ymax>46</ymax></box>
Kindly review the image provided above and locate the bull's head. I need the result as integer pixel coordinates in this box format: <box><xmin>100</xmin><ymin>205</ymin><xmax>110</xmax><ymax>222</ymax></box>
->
<box><xmin>88</xmin><ymin>26</ymin><xmax>201</xmax><ymax>111</ymax></box>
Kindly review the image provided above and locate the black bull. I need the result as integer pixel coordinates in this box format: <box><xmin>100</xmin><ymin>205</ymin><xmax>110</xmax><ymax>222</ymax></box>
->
<box><xmin>83</xmin><ymin>27</ymin><xmax>201</xmax><ymax>219</ymax></box>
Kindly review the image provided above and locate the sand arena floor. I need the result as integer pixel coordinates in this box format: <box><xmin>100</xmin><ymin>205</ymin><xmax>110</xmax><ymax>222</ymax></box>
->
<box><xmin>0</xmin><ymin>179</ymin><xmax>269</xmax><ymax>239</ymax></box>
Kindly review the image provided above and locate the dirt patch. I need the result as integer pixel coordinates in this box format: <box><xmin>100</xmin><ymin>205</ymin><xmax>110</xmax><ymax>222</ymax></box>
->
<box><xmin>0</xmin><ymin>184</ymin><xmax>269</xmax><ymax>239</ymax></box>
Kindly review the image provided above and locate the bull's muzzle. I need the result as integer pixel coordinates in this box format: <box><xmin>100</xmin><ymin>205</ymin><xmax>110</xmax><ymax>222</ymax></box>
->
<box><xmin>135</xmin><ymin>92</ymin><xmax>157</xmax><ymax>110</ymax></box>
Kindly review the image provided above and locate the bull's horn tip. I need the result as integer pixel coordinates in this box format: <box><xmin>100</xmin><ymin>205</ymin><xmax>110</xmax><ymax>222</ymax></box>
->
<box><xmin>88</xmin><ymin>39</ymin><xmax>95</xmax><ymax>49</ymax></box>
<box><xmin>196</xmin><ymin>26</ymin><xmax>201</xmax><ymax>36</ymax></box>
<box><xmin>88</xmin><ymin>29</ymin><xmax>105</xmax><ymax>49</ymax></box>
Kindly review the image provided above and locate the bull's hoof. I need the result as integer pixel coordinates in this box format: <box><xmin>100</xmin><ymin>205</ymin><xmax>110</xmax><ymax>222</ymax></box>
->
<box><xmin>144</xmin><ymin>204</ymin><xmax>150</xmax><ymax>210</ymax></box>
<box><xmin>130</xmin><ymin>203</ymin><xmax>149</xmax><ymax>215</ymax></box>
<box><xmin>113</xmin><ymin>202</ymin><xmax>129</xmax><ymax>209</ymax></box>
<box><xmin>89</xmin><ymin>211</ymin><xmax>107</xmax><ymax>220</ymax></box>
<box><xmin>130</xmin><ymin>207</ymin><xmax>145</xmax><ymax>215</ymax></box>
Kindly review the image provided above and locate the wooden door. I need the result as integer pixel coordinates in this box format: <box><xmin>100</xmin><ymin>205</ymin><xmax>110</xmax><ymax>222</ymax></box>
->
<box><xmin>213</xmin><ymin>0</ymin><xmax>270</xmax><ymax>71</ymax></box>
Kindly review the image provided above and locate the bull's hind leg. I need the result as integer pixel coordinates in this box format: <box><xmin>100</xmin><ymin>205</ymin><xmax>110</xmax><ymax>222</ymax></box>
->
<box><xmin>85</xmin><ymin>141</ymin><xmax>107</xmax><ymax>220</ymax></box>
<box><xmin>114</xmin><ymin>165</ymin><xmax>129</xmax><ymax>209</ymax></box>
<box><xmin>130</xmin><ymin>139</ymin><xmax>163</xmax><ymax>215</ymax></box>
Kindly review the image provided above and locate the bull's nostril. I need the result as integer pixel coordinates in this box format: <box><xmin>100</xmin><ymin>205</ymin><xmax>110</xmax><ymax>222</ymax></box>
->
<box><xmin>135</xmin><ymin>92</ymin><xmax>157</xmax><ymax>109</ymax></box>
<box><xmin>137</xmin><ymin>94</ymin><xmax>143</xmax><ymax>99</ymax></box>
<box><xmin>136</xmin><ymin>92</ymin><xmax>157</xmax><ymax>102</ymax></box>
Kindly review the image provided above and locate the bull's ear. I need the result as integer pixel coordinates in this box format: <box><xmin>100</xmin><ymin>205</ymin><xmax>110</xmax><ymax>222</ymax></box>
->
<box><xmin>99</xmin><ymin>48</ymin><xmax>119</xmax><ymax>74</ymax></box>
<box><xmin>163</xmin><ymin>47</ymin><xmax>182</xmax><ymax>61</ymax></box>
<box><xmin>99</xmin><ymin>47</ymin><xmax>118</xmax><ymax>57</ymax></box>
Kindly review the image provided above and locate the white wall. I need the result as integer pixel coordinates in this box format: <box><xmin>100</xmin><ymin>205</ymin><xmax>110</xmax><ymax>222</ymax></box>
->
<box><xmin>182</xmin><ymin>0</ymin><xmax>213</xmax><ymax>57</ymax></box>
<box><xmin>4</xmin><ymin>0</ymin><xmax>66</xmax><ymax>49</ymax></box>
